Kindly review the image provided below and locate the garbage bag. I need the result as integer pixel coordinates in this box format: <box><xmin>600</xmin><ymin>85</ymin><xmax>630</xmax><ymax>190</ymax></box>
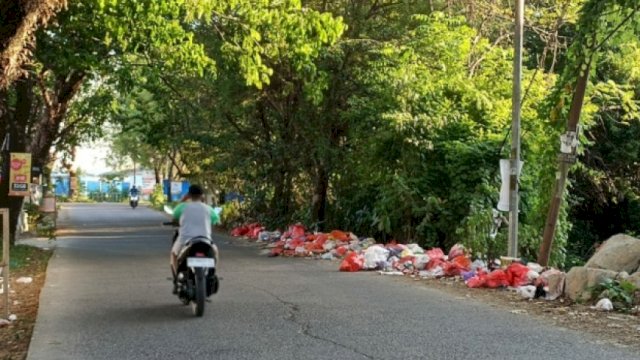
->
<box><xmin>290</xmin><ymin>224</ymin><xmax>306</xmax><ymax>239</ymax></box>
<box><xmin>231</xmin><ymin>226</ymin><xmax>249</xmax><ymax>237</ymax></box>
<box><xmin>443</xmin><ymin>256</ymin><xmax>472</xmax><ymax>277</ymax></box>
<box><xmin>448</xmin><ymin>244</ymin><xmax>465</xmax><ymax>260</ymax></box>
<box><xmin>536</xmin><ymin>269</ymin><xmax>565</xmax><ymax>300</ymax></box>
<box><xmin>485</xmin><ymin>270</ymin><xmax>510</xmax><ymax>288</ymax></box>
<box><xmin>363</xmin><ymin>245</ymin><xmax>390</xmax><ymax>270</ymax></box>
<box><xmin>426</xmin><ymin>257</ymin><xmax>446</xmax><ymax>270</ymax></box>
<box><xmin>526</xmin><ymin>262</ymin><xmax>544</xmax><ymax>274</ymax></box>
<box><xmin>323</xmin><ymin>240</ymin><xmax>337</xmax><ymax>251</ymax></box>
<box><xmin>470</xmin><ymin>259</ymin><xmax>487</xmax><ymax>272</ymax></box>
<box><xmin>406</xmin><ymin>243</ymin><xmax>425</xmax><ymax>254</ymax></box>
<box><xmin>334</xmin><ymin>246</ymin><xmax>348</xmax><ymax>258</ymax></box>
<box><xmin>339</xmin><ymin>252</ymin><xmax>365</xmax><ymax>272</ymax></box>
<box><xmin>329</xmin><ymin>230</ymin><xmax>350</xmax><ymax>242</ymax></box>
<box><xmin>505</xmin><ymin>263</ymin><xmax>530</xmax><ymax>287</ymax></box>
<box><xmin>516</xmin><ymin>285</ymin><xmax>537</xmax><ymax>299</ymax></box>
<box><xmin>461</xmin><ymin>270</ymin><xmax>476</xmax><ymax>282</ymax></box>
<box><xmin>466</xmin><ymin>274</ymin><xmax>486</xmax><ymax>288</ymax></box>
<box><xmin>414</xmin><ymin>254</ymin><xmax>431</xmax><ymax>270</ymax></box>
<box><xmin>591</xmin><ymin>298</ymin><xmax>613</xmax><ymax>311</ymax></box>
<box><xmin>395</xmin><ymin>256</ymin><xmax>416</xmax><ymax>272</ymax></box>
<box><xmin>426</xmin><ymin>248</ymin><xmax>445</xmax><ymax>260</ymax></box>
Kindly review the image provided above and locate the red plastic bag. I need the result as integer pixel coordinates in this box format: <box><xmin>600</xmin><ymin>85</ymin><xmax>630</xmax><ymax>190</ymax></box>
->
<box><xmin>290</xmin><ymin>224</ymin><xmax>306</xmax><ymax>239</ymax></box>
<box><xmin>339</xmin><ymin>252</ymin><xmax>364</xmax><ymax>272</ymax></box>
<box><xmin>448</xmin><ymin>244</ymin><xmax>465</xmax><ymax>260</ymax></box>
<box><xmin>466</xmin><ymin>274</ymin><xmax>486</xmax><ymax>288</ymax></box>
<box><xmin>334</xmin><ymin>246</ymin><xmax>348</xmax><ymax>257</ymax></box>
<box><xmin>426</xmin><ymin>258</ymin><xmax>446</xmax><ymax>270</ymax></box>
<box><xmin>230</xmin><ymin>227</ymin><xmax>247</xmax><ymax>237</ymax></box>
<box><xmin>505</xmin><ymin>263</ymin><xmax>530</xmax><ymax>287</ymax></box>
<box><xmin>485</xmin><ymin>270</ymin><xmax>510</xmax><ymax>288</ymax></box>
<box><xmin>426</xmin><ymin>248</ymin><xmax>445</xmax><ymax>260</ymax></box>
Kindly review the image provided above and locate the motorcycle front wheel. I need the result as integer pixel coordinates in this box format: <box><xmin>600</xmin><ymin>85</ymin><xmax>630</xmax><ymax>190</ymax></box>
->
<box><xmin>192</xmin><ymin>267</ymin><xmax>206</xmax><ymax>317</ymax></box>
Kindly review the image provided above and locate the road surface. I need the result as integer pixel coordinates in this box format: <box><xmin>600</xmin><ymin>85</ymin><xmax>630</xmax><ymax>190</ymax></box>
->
<box><xmin>27</xmin><ymin>203</ymin><xmax>639</xmax><ymax>360</ymax></box>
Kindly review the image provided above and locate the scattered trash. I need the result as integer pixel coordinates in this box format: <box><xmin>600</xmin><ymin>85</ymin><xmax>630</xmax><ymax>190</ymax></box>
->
<box><xmin>16</xmin><ymin>276</ymin><xmax>33</xmax><ymax>284</ymax></box>
<box><xmin>8</xmin><ymin>314</ymin><xmax>17</xmax><ymax>322</ymax></box>
<box><xmin>378</xmin><ymin>271</ymin><xmax>404</xmax><ymax>276</ymax></box>
<box><xmin>0</xmin><ymin>319</ymin><xmax>10</xmax><ymax>327</ymax></box>
<box><xmin>527</xmin><ymin>262</ymin><xmax>544</xmax><ymax>274</ymax></box>
<box><xmin>592</xmin><ymin>298</ymin><xmax>614</xmax><ymax>311</ymax></box>
<box><xmin>516</xmin><ymin>285</ymin><xmax>537</xmax><ymax>300</ymax></box>
<box><xmin>510</xmin><ymin>309</ymin><xmax>528</xmax><ymax>314</ymax></box>
<box><xmin>232</xmin><ymin>222</ymin><xmax>572</xmax><ymax>306</ymax></box>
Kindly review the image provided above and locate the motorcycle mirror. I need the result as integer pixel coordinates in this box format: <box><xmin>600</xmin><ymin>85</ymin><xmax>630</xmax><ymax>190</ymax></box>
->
<box><xmin>163</xmin><ymin>205</ymin><xmax>174</xmax><ymax>215</ymax></box>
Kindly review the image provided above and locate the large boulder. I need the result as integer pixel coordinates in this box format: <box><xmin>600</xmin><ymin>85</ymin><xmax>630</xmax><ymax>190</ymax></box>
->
<box><xmin>585</xmin><ymin>234</ymin><xmax>640</xmax><ymax>273</ymax></box>
<box><xmin>565</xmin><ymin>266</ymin><xmax>618</xmax><ymax>301</ymax></box>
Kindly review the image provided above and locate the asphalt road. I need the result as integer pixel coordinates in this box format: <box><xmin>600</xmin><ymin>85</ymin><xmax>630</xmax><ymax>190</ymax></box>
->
<box><xmin>26</xmin><ymin>203</ymin><xmax>639</xmax><ymax>360</ymax></box>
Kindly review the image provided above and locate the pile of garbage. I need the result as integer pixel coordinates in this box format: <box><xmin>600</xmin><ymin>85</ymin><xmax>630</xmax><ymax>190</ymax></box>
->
<box><xmin>230</xmin><ymin>223</ymin><xmax>565</xmax><ymax>299</ymax></box>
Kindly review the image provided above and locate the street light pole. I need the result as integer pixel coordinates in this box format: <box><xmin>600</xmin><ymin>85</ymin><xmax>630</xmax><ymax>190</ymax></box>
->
<box><xmin>508</xmin><ymin>0</ymin><xmax>525</xmax><ymax>259</ymax></box>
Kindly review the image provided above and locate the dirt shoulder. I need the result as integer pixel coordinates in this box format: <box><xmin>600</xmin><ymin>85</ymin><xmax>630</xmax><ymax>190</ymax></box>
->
<box><xmin>0</xmin><ymin>245</ymin><xmax>53</xmax><ymax>360</ymax></box>
<box><xmin>401</xmin><ymin>275</ymin><xmax>640</xmax><ymax>351</ymax></box>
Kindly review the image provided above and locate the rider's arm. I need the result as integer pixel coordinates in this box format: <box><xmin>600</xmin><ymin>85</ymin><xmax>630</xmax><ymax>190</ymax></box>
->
<box><xmin>173</xmin><ymin>203</ymin><xmax>186</xmax><ymax>222</ymax></box>
<box><xmin>208</xmin><ymin>205</ymin><xmax>220</xmax><ymax>225</ymax></box>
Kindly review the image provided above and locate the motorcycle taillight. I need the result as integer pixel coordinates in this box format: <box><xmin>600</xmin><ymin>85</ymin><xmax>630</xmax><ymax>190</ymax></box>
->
<box><xmin>195</xmin><ymin>252</ymin><xmax>205</xmax><ymax>257</ymax></box>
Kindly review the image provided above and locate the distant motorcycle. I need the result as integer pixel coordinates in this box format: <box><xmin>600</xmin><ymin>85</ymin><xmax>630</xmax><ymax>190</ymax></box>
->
<box><xmin>129</xmin><ymin>194</ymin><xmax>139</xmax><ymax>209</ymax></box>
<box><xmin>164</xmin><ymin>205</ymin><xmax>219</xmax><ymax>317</ymax></box>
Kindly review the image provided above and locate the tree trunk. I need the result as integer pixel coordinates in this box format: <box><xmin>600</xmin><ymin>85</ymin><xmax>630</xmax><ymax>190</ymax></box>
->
<box><xmin>311</xmin><ymin>165</ymin><xmax>329</xmax><ymax>231</ymax></box>
<box><xmin>0</xmin><ymin>78</ymin><xmax>33</xmax><ymax>243</ymax></box>
<box><xmin>0</xmin><ymin>0</ymin><xmax>66</xmax><ymax>89</ymax></box>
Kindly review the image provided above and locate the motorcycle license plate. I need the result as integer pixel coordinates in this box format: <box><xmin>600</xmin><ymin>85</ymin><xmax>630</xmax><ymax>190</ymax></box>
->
<box><xmin>187</xmin><ymin>257</ymin><xmax>215</xmax><ymax>268</ymax></box>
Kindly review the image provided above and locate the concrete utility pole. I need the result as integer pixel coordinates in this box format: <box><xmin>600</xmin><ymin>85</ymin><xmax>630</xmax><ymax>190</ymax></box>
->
<box><xmin>508</xmin><ymin>0</ymin><xmax>525</xmax><ymax>259</ymax></box>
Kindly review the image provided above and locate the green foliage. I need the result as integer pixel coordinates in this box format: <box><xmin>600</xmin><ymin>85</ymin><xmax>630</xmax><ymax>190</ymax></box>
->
<box><xmin>31</xmin><ymin>0</ymin><xmax>640</xmax><ymax>266</ymax></box>
<box><xmin>220</xmin><ymin>200</ymin><xmax>243</xmax><ymax>228</ymax></box>
<box><xmin>150</xmin><ymin>184</ymin><xmax>166</xmax><ymax>210</ymax></box>
<box><xmin>590</xmin><ymin>278</ymin><xmax>639</xmax><ymax>311</ymax></box>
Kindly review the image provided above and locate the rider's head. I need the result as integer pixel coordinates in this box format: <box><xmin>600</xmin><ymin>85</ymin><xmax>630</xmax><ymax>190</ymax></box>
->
<box><xmin>188</xmin><ymin>184</ymin><xmax>204</xmax><ymax>201</ymax></box>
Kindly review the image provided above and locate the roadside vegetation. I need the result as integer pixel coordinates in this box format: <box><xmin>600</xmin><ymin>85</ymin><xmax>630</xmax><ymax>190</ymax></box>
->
<box><xmin>0</xmin><ymin>1</ymin><xmax>639</xmax><ymax>270</ymax></box>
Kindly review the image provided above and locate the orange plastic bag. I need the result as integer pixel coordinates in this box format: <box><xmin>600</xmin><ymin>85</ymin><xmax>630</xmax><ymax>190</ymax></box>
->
<box><xmin>443</xmin><ymin>256</ymin><xmax>472</xmax><ymax>276</ymax></box>
<box><xmin>329</xmin><ymin>230</ymin><xmax>350</xmax><ymax>242</ymax></box>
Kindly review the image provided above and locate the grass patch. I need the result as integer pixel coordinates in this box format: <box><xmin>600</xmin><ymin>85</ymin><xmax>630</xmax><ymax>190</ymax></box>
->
<box><xmin>1</xmin><ymin>245</ymin><xmax>52</xmax><ymax>271</ymax></box>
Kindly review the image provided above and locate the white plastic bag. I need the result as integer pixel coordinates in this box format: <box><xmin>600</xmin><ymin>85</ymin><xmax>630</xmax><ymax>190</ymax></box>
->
<box><xmin>516</xmin><ymin>285</ymin><xmax>537</xmax><ymax>299</ymax></box>
<box><xmin>592</xmin><ymin>298</ymin><xmax>613</xmax><ymax>311</ymax></box>
<box><xmin>414</xmin><ymin>254</ymin><xmax>431</xmax><ymax>270</ymax></box>
<box><xmin>406</xmin><ymin>243</ymin><xmax>425</xmax><ymax>254</ymax></box>
<box><xmin>363</xmin><ymin>245</ymin><xmax>390</xmax><ymax>270</ymax></box>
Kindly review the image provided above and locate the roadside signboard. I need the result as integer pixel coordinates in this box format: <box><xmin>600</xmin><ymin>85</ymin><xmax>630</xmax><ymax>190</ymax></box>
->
<box><xmin>8</xmin><ymin>153</ymin><xmax>31</xmax><ymax>197</ymax></box>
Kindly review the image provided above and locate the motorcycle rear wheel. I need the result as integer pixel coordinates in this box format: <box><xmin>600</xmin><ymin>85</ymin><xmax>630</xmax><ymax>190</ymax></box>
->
<box><xmin>192</xmin><ymin>268</ymin><xmax>206</xmax><ymax>317</ymax></box>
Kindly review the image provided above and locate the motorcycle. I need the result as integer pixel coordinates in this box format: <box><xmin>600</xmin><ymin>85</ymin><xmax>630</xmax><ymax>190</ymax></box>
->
<box><xmin>164</xmin><ymin>205</ymin><xmax>219</xmax><ymax>317</ymax></box>
<box><xmin>129</xmin><ymin>194</ymin><xmax>139</xmax><ymax>209</ymax></box>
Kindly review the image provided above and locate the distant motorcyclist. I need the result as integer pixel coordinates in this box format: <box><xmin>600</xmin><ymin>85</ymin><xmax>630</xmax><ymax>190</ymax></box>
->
<box><xmin>129</xmin><ymin>186</ymin><xmax>139</xmax><ymax>196</ymax></box>
<box><xmin>170</xmin><ymin>185</ymin><xmax>220</xmax><ymax>291</ymax></box>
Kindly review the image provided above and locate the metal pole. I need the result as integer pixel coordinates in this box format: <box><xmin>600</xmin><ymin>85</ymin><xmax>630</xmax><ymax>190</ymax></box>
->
<box><xmin>508</xmin><ymin>0</ymin><xmax>524</xmax><ymax>258</ymax></box>
<box><xmin>2</xmin><ymin>209</ymin><xmax>9</xmax><ymax>319</ymax></box>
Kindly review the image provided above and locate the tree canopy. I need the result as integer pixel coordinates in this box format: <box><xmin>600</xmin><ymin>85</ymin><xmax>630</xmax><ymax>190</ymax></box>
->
<box><xmin>2</xmin><ymin>0</ymin><xmax>640</xmax><ymax>267</ymax></box>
